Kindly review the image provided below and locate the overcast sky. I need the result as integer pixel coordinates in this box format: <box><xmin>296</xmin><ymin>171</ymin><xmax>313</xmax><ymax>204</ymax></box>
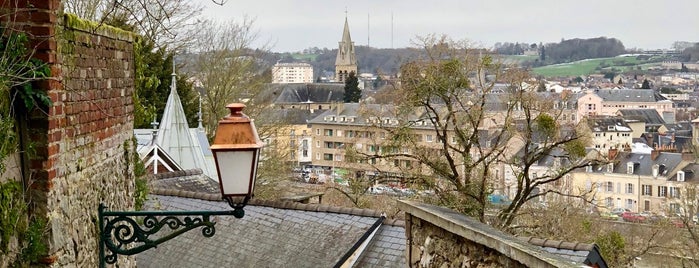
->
<box><xmin>201</xmin><ymin>0</ymin><xmax>699</xmax><ymax>53</ymax></box>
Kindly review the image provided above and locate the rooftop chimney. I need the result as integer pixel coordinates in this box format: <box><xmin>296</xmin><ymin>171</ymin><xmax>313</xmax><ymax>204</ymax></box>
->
<box><xmin>651</xmin><ymin>149</ymin><xmax>660</xmax><ymax>161</ymax></box>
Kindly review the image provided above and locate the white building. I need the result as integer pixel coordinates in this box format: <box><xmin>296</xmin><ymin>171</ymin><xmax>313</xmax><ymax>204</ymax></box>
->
<box><xmin>272</xmin><ymin>62</ymin><xmax>314</xmax><ymax>84</ymax></box>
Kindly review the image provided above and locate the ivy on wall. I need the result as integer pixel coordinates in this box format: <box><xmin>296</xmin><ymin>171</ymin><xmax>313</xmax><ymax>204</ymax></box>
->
<box><xmin>0</xmin><ymin>21</ymin><xmax>52</xmax><ymax>266</ymax></box>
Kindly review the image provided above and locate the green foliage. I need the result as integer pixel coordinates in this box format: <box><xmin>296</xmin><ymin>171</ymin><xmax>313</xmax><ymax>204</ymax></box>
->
<box><xmin>535</xmin><ymin>113</ymin><xmax>557</xmax><ymax>139</ymax></box>
<box><xmin>132</xmin><ymin>38</ymin><xmax>198</xmax><ymax>129</ymax></box>
<box><xmin>343</xmin><ymin>72</ymin><xmax>361</xmax><ymax>103</ymax></box>
<box><xmin>0</xmin><ymin>181</ymin><xmax>48</xmax><ymax>266</ymax></box>
<box><xmin>0</xmin><ymin>33</ymin><xmax>52</xmax><ymax>111</ymax></box>
<box><xmin>595</xmin><ymin>231</ymin><xmax>626</xmax><ymax>267</ymax></box>
<box><xmin>563</xmin><ymin>139</ymin><xmax>587</xmax><ymax>158</ymax></box>
<box><xmin>0</xmin><ymin>181</ymin><xmax>24</xmax><ymax>249</ymax></box>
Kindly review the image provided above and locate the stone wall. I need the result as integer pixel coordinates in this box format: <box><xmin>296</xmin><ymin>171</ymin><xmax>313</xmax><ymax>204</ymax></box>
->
<box><xmin>398</xmin><ymin>201</ymin><xmax>578</xmax><ymax>268</ymax></box>
<box><xmin>0</xmin><ymin>1</ymin><xmax>136</xmax><ymax>267</ymax></box>
<box><xmin>406</xmin><ymin>216</ymin><xmax>526</xmax><ymax>267</ymax></box>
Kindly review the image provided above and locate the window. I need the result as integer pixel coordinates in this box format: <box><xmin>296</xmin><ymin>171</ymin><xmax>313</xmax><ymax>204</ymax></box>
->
<box><xmin>587</xmin><ymin>104</ymin><xmax>596</xmax><ymax>110</ymax></box>
<box><xmin>451</xmin><ymin>136</ymin><xmax>457</xmax><ymax>144</ymax></box>
<box><xmin>586</xmin><ymin>165</ymin><xmax>593</xmax><ymax>172</ymax></box>
<box><xmin>393</xmin><ymin>159</ymin><xmax>399</xmax><ymax>167</ymax></box>
<box><xmin>607</xmin><ymin>163</ymin><xmax>613</xmax><ymax>173</ymax></box>
<box><xmin>380</xmin><ymin>132</ymin><xmax>385</xmax><ymax>139</ymax></box>
<box><xmin>325</xmin><ymin>142</ymin><xmax>334</xmax><ymax>148</ymax></box>
<box><xmin>644</xmin><ymin>200</ymin><xmax>650</xmax><ymax>211</ymax></box>
<box><xmin>323</xmin><ymin>154</ymin><xmax>333</xmax><ymax>161</ymax></box>
<box><xmin>323</xmin><ymin>129</ymin><xmax>333</xmax><ymax>136</ymax></box>
<box><xmin>642</xmin><ymin>185</ymin><xmax>652</xmax><ymax>196</ymax></box>
<box><xmin>337</xmin><ymin>130</ymin><xmax>342</xmax><ymax>137</ymax></box>
<box><xmin>625</xmin><ymin>199</ymin><xmax>634</xmax><ymax>209</ymax></box>
<box><xmin>316</xmin><ymin>141</ymin><xmax>320</xmax><ymax>148</ymax></box>
<box><xmin>658</xmin><ymin>186</ymin><xmax>667</xmax><ymax>197</ymax></box>
<box><xmin>625</xmin><ymin>183</ymin><xmax>634</xmax><ymax>194</ymax></box>
<box><xmin>605</xmin><ymin>197</ymin><xmax>613</xmax><ymax>208</ymax></box>
<box><xmin>315</xmin><ymin>153</ymin><xmax>320</xmax><ymax>160</ymax></box>
<box><xmin>426</xmin><ymin>135</ymin><xmax>433</xmax><ymax>142</ymax></box>
<box><xmin>316</xmin><ymin>129</ymin><xmax>320</xmax><ymax>135</ymax></box>
<box><xmin>669</xmin><ymin>187</ymin><xmax>680</xmax><ymax>198</ymax></box>
<box><xmin>627</xmin><ymin>162</ymin><xmax>634</xmax><ymax>174</ymax></box>
<box><xmin>677</xmin><ymin>171</ymin><xmax>685</xmax><ymax>181</ymax></box>
<box><xmin>605</xmin><ymin>181</ymin><xmax>613</xmax><ymax>192</ymax></box>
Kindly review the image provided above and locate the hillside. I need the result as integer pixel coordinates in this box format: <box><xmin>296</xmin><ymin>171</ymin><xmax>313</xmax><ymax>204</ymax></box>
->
<box><xmin>532</xmin><ymin>55</ymin><xmax>664</xmax><ymax>77</ymax></box>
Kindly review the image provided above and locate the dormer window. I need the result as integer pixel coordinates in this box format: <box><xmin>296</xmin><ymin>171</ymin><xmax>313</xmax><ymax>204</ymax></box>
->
<box><xmin>627</xmin><ymin>162</ymin><xmax>634</xmax><ymax>174</ymax></box>
<box><xmin>607</xmin><ymin>125</ymin><xmax>615</xmax><ymax>131</ymax></box>
<box><xmin>607</xmin><ymin>163</ymin><xmax>614</xmax><ymax>173</ymax></box>
<box><xmin>677</xmin><ymin>171</ymin><xmax>685</xmax><ymax>182</ymax></box>
<box><xmin>586</xmin><ymin>165</ymin><xmax>593</xmax><ymax>172</ymax></box>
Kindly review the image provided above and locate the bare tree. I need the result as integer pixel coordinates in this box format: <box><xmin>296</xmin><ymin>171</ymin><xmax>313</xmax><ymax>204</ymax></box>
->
<box><xmin>63</xmin><ymin>0</ymin><xmax>204</xmax><ymax>50</ymax></box>
<box><xmin>188</xmin><ymin>18</ymin><xmax>270</xmax><ymax>138</ymax></box>
<box><xmin>347</xmin><ymin>35</ymin><xmax>592</xmax><ymax>229</ymax></box>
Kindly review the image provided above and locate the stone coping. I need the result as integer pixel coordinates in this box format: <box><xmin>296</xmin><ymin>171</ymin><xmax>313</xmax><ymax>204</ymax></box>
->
<box><xmin>397</xmin><ymin>200</ymin><xmax>583</xmax><ymax>268</ymax></box>
<box><xmin>149</xmin><ymin>188</ymin><xmax>404</xmax><ymax>226</ymax></box>
<box><xmin>63</xmin><ymin>13</ymin><xmax>136</xmax><ymax>42</ymax></box>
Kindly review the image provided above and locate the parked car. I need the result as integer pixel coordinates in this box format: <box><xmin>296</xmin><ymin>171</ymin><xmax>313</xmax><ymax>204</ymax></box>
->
<box><xmin>600</xmin><ymin>212</ymin><xmax>620</xmax><ymax>221</ymax></box>
<box><xmin>621</xmin><ymin>212</ymin><xmax>646</xmax><ymax>223</ymax></box>
<box><xmin>611</xmin><ymin>208</ymin><xmax>631</xmax><ymax>216</ymax></box>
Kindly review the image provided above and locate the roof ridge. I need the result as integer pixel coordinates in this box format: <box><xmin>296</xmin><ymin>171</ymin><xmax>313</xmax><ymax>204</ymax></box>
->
<box><xmin>153</xmin><ymin>168</ymin><xmax>204</xmax><ymax>180</ymax></box>
<box><xmin>149</xmin><ymin>187</ymin><xmax>404</xmax><ymax>226</ymax></box>
<box><xmin>521</xmin><ymin>237</ymin><xmax>594</xmax><ymax>251</ymax></box>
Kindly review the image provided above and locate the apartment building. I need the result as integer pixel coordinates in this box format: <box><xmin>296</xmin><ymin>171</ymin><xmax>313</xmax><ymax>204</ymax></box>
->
<box><xmin>576</xmin><ymin>88</ymin><xmax>675</xmax><ymax>123</ymax></box>
<box><xmin>584</xmin><ymin>116</ymin><xmax>633</xmax><ymax>154</ymax></box>
<box><xmin>569</xmin><ymin>149</ymin><xmax>698</xmax><ymax>214</ymax></box>
<box><xmin>272</xmin><ymin>62</ymin><xmax>314</xmax><ymax>84</ymax></box>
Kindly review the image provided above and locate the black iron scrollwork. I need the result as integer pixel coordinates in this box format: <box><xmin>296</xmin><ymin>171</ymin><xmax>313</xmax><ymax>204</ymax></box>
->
<box><xmin>98</xmin><ymin>203</ymin><xmax>244</xmax><ymax>267</ymax></box>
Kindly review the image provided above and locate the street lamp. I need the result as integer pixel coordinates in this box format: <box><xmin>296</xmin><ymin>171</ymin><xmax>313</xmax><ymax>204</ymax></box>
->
<box><xmin>98</xmin><ymin>103</ymin><xmax>262</xmax><ymax>267</ymax></box>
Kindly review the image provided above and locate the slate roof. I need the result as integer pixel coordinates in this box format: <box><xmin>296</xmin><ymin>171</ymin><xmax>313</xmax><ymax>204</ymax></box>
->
<box><xmin>594</xmin><ymin>88</ymin><xmax>668</xmax><ymax>102</ymax></box>
<box><xmin>256</xmin><ymin>108</ymin><xmax>327</xmax><ymax>125</ymax></box>
<box><xmin>134</xmin><ymin>169</ymin><xmax>406</xmax><ymax>268</ymax></box>
<box><xmin>616</xmin><ymin>109</ymin><xmax>666</xmax><ymax>125</ymax></box>
<box><xmin>149</xmin><ymin>169</ymin><xmax>220</xmax><ymax>194</ymax></box>
<box><xmin>587</xmin><ymin>116</ymin><xmax>632</xmax><ymax>132</ymax></box>
<box><xmin>135</xmin><ymin>192</ymin><xmax>406</xmax><ymax>268</ymax></box>
<box><xmin>586</xmin><ymin>151</ymin><xmax>687</xmax><ymax>178</ymax></box>
<box><xmin>522</xmin><ymin>237</ymin><xmax>608</xmax><ymax>268</ymax></box>
<box><xmin>260</xmin><ymin>83</ymin><xmax>345</xmax><ymax>104</ymax></box>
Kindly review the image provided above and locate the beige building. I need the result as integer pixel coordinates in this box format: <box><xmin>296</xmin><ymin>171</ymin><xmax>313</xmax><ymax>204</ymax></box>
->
<box><xmin>272</xmin><ymin>62</ymin><xmax>314</xmax><ymax>84</ymax></box>
<box><xmin>583</xmin><ymin>116</ymin><xmax>633</xmax><ymax>154</ymax></box>
<box><xmin>576</xmin><ymin>89</ymin><xmax>675</xmax><ymax>124</ymax></box>
<box><xmin>569</xmin><ymin>150</ymin><xmax>697</xmax><ymax>214</ymax></box>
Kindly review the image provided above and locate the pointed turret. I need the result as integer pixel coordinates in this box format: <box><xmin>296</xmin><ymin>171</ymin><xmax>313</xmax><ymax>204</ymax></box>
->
<box><xmin>335</xmin><ymin>16</ymin><xmax>357</xmax><ymax>82</ymax></box>
<box><xmin>156</xmin><ymin>63</ymin><xmax>218</xmax><ymax>180</ymax></box>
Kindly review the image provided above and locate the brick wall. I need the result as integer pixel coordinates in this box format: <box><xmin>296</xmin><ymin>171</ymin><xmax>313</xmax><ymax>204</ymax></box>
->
<box><xmin>2</xmin><ymin>1</ymin><xmax>136</xmax><ymax>267</ymax></box>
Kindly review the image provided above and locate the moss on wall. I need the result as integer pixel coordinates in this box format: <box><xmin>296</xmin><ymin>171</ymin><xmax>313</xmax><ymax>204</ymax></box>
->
<box><xmin>63</xmin><ymin>13</ymin><xmax>135</xmax><ymax>42</ymax></box>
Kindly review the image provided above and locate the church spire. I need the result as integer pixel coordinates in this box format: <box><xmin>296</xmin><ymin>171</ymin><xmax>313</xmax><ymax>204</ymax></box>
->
<box><xmin>335</xmin><ymin>13</ymin><xmax>357</xmax><ymax>83</ymax></box>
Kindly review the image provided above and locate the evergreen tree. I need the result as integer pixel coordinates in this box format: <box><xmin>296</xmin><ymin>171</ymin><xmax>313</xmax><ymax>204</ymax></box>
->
<box><xmin>343</xmin><ymin>71</ymin><xmax>361</xmax><ymax>102</ymax></box>
<box><xmin>641</xmin><ymin>79</ymin><xmax>651</xmax><ymax>89</ymax></box>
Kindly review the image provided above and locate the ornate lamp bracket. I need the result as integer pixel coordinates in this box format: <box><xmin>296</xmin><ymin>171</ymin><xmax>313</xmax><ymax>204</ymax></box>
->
<box><xmin>98</xmin><ymin>203</ymin><xmax>243</xmax><ymax>267</ymax></box>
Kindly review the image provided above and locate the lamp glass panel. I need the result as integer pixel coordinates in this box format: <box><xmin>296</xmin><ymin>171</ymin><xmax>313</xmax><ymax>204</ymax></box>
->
<box><xmin>215</xmin><ymin>150</ymin><xmax>254</xmax><ymax>195</ymax></box>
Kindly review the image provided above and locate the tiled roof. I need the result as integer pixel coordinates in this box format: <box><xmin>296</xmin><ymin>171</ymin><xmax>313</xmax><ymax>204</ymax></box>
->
<box><xmin>617</xmin><ymin>109</ymin><xmax>666</xmax><ymax>125</ymax></box>
<box><xmin>150</xmin><ymin>169</ymin><xmax>220</xmax><ymax>194</ymax></box>
<box><xmin>134</xmin><ymin>171</ymin><xmax>406</xmax><ymax>268</ymax></box>
<box><xmin>595</xmin><ymin>88</ymin><xmax>668</xmax><ymax>102</ymax></box>
<box><xmin>522</xmin><ymin>237</ymin><xmax>607</xmax><ymax>268</ymax></box>
<box><xmin>260</xmin><ymin>83</ymin><xmax>345</xmax><ymax>104</ymax></box>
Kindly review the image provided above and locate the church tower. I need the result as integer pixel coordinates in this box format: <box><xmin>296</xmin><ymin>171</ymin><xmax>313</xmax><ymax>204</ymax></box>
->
<box><xmin>335</xmin><ymin>16</ymin><xmax>358</xmax><ymax>83</ymax></box>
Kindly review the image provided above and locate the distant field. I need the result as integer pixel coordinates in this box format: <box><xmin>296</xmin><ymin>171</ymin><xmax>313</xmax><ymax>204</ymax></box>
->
<box><xmin>532</xmin><ymin>56</ymin><xmax>659</xmax><ymax>77</ymax></box>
